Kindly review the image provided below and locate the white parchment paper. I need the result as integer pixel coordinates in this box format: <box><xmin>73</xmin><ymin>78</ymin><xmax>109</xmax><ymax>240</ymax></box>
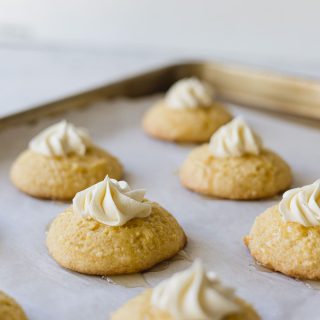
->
<box><xmin>0</xmin><ymin>95</ymin><xmax>320</xmax><ymax>320</ymax></box>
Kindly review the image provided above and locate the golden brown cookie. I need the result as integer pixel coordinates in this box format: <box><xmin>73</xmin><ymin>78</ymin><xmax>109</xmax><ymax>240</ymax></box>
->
<box><xmin>0</xmin><ymin>291</ymin><xmax>28</xmax><ymax>320</ymax></box>
<box><xmin>142</xmin><ymin>101</ymin><xmax>232</xmax><ymax>143</ymax></box>
<box><xmin>244</xmin><ymin>205</ymin><xmax>320</xmax><ymax>280</ymax></box>
<box><xmin>10</xmin><ymin>146</ymin><xmax>123</xmax><ymax>201</ymax></box>
<box><xmin>111</xmin><ymin>289</ymin><xmax>260</xmax><ymax>320</ymax></box>
<box><xmin>180</xmin><ymin>144</ymin><xmax>292</xmax><ymax>200</ymax></box>
<box><xmin>47</xmin><ymin>203</ymin><xmax>186</xmax><ymax>275</ymax></box>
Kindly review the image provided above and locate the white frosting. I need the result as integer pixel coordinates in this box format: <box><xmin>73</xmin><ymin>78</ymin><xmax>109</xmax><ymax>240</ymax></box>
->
<box><xmin>29</xmin><ymin>120</ymin><xmax>91</xmax><ymax>157</ymax></box>
<box><xmin>151</xmin><ymin>260</ymin><xmax>240</xmax><ymax>320</ymax></box>
<box><xmin>209</xmin><ymin>118</ymin><xmax>262</xmax><ymax>158</ymax></box>
<box><xmin>279</xmin><ymin>179</ymin><xmax>320</xmax><ymax>227</ymax></box>
<box><xmin>73</xmin><ymin>176</ymin><xmax>152</xmax><ymax>226</ymax></box>
<box><xmin>165</xmin><ymin>77</ymin><xmax>215</xmax><ymax>109</ymax></box>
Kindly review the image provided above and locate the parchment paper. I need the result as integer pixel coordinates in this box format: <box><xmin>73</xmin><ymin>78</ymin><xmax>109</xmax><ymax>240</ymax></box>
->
<box><xmin>0</xmin><ymin>95</ymin><xmax>319</xmax><ymax>320</ymax></box>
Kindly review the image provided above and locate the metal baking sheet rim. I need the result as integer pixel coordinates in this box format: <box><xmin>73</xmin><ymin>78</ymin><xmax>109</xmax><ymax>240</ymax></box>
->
<box><xmin>1</xmin><ymin>60</ymin><xmax>320</xmax><ymax>129</ymax></box>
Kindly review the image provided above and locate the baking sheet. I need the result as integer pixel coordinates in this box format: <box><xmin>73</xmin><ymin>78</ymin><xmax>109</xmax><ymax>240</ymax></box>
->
<box><xmin>0</xmin><ymin>95</ymin><xmax>320</xmax><ymax>320</ymax></box>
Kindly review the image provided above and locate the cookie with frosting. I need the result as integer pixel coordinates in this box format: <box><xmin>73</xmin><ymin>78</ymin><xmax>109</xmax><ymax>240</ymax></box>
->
<box><xmin>10</xmin><ymin>120</ymin><xmax>123</xmax><ymax>200</ymax></box>
<box><xmin>46</xmin><ymin>176</ymin><xmax>186</xmax><ymax>275</ymax></box>
<box><xmin>0</xmin><ymin>291</ymin><xmax>28</xmax><ymax>320</ymax></box>
<box><xmin>180</xmin><ymin>117</ymin><xmax>292</xmax><ymax>199</ymax></box>
<box><xmin>143</xmin><ymin>77</ymin><xmax>232</xmax><ymax>143</ymax></box>
<box><xmin>245</xmin><ymin>179</ymin><xmax>320</xmax><ymax>279</ymax></box>
<box><xmin>111</xmin><ymin>260</ymin><xmax>259</xmax><ymax>320</ymax></box>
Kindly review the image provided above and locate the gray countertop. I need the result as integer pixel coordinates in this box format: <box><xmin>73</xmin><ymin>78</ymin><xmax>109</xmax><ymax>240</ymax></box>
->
<box><xmin>0</xmin><ymin>45</ymin><xmax>174</xmax><ymax>118</ymax></box>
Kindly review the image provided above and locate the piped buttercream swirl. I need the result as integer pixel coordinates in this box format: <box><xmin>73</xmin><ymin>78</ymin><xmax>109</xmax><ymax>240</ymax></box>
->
<box><xmin>73</xmin><ymin>176</ymin><xmax>152</xmax><ymax>226</ymax></box>
<box><xmin>29</xmin><ymin>120</ymin><xmax>91</xmax><ymax>157</ymax></box>
<box><xmin>279</xmin><ymin>179</ymin><xmax>320</xmax><ymax>227</ymax></box>
<box><xmin>209</xmin><ymin>117</ymin><xmax>262</xmax><ymax>158</ymax></box>
<box><xmin>165</xmin><ymin>77</ymin><xmax>215</xmax><ymax>109</ymax></box>
<box><xmin>151</xmin><ymin>260</ymin><xmax>240</xmax><ymax>320</ymax></box>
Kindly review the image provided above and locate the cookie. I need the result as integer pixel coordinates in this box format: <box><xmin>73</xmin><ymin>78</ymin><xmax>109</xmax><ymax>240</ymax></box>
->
<box><xmin>10</xmin><ymin>120</ymin><xmax>123</xmax><ymax>200</ymax></box>
<box><xmin>11</xmin><ymin>146</ymin><xmax>123</xmax><ymax>200</ymax></box>
<box><xmin>47</xmin><ymin>203</ymin><xmax>186</xmax><ymax>275</ymax></box>
<box><xmin>180</xmin><ymin>118</ymin><xmax>292</xmax><ymax>199</ymax></box>
<box><xmin>112</xmin><ymin>261</ymin><xmax>259</xmax><ymax>320</ymax></box>
<box><xmin>112</xmin><ymin>290</ymin><xmax>259</xmax><ymax>320</ymax></box>
<box><xmin>143</xmin><ymin>101</ymin><xmax>232</xmax><ymax>143</ymax></box>
<box><xmin>0</xmin><ymin>291</ymin><xmax>27</xmax><ymax>320</ymax></box>
<box><xmin>143</xmin><ymin>78</ymin><xmax>232</xmax><ymax>143</ymax></box>
<box><xmin>180</xmin><ymin>144</ymin><xmax>292</xmax><ymax>200</ymax></box>
<box><xmin>245</xmin><ymin>180</ymin><xmax>320</xmax><ymax>279</ymax></box>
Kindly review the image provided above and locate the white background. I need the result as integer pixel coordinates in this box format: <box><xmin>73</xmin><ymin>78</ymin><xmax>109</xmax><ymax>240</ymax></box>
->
<box><xmin>0</xmin><ymin>0</ymin><xmax>319</xmax><ymax>64</ymax></box>
<box><xmin>1</xmin><ymin>1</ymin><xmax>320</xmax><ymax>117</ymax></box>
